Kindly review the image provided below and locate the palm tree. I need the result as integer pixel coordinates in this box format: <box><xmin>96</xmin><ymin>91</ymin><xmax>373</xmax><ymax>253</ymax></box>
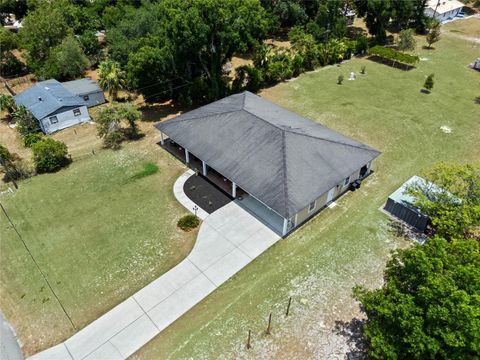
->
<box><xmin>98</xmin><ymin>60</ymin><xmax>126</xmax><ymax>101</ymax></box>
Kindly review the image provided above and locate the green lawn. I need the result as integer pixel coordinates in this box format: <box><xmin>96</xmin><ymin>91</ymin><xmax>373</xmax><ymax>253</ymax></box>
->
<box><xmin>132</xmin><ymin>36</ymin><xmax>480</xmax><ymax>359</ymax></box>
<box><xmin>0</xmin><ymin>146</ymin><xmax>196</xmax><ymax>356</ymax></box>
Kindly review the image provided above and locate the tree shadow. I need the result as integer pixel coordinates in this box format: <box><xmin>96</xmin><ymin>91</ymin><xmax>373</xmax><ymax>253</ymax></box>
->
<box><xmin>139</xmin><ymin>100</ymin><xmax>185</xmax><ymax>122</ymax></box>
<box><xmin>422</xmin><ymin>45</ymin><xmax>435</xmax><ymax>50</ymax></box>
<box><xmin>346</xmin><ymin>26</ymin><xmax>367</xmax><ymax>38</ymax></box>
<box><xmin>420</xmin><ymin>89</ymin><xmax>431</xmax><ymax>94</ymax></box>
<box><xmin>334</xmin><ymin>318</ymin><xmax>368</xmax><ymax>360</ymax></box>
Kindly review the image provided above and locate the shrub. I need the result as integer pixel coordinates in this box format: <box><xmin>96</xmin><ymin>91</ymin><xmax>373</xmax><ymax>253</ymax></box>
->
<box><xmin>368</xmin><ymin>45</ymin><xmax>419</xmax><ymax>65</ymax></box>
<box><xmin>360</xmin><ymin>65</ymin><xmax>366</xmax><ymax>74</ymax></box>
<box><xmin>103</xmin><ymin>130</ymin><xmax>124</xmax><ymax>150</ymax></box>
<box><xmin>177</xmin><ymin>214</ymin><xmax>200</xmax><ymax>231</ymax></box>
<box><xmin>424</xmin><ymin>73</ymin><xmax>434</xmax><ymax>91</ymax></box>
<box><xmin>355</xmin><ymin>35</ymin><xmax>370</xmax><ymax>55</ymax></box>
<box><xmin>22</xmin><ymin>133</ymin><xmax>43</xmax><ymax>148</ymax></box>
<box><xmin>31</xmin><ymin>138</ymin><xmax>69</xmax><ymax>173</ymax></box>
<box><xmin>397</xmin><ymin>28</ymin><xmax>416</xmax><ymax>52</ymax></box>
<box><xmin>337</xmin><ymin>75</ymin><xmax>344</xmax><ymax>85</ymax></box>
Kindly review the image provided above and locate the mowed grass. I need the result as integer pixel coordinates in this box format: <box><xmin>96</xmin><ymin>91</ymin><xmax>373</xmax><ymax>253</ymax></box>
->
<box><xmin>0</xmin><ymin>147</ymin><xmax>196</xmax><ymax>356</ymax></box>
<box><xmin>133</xmin><ymin>36</ymin><xmax>480</xmax><ymax>359</ymax></box>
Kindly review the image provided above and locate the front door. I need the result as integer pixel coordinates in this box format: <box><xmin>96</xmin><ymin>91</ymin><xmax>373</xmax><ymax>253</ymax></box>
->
<box><xmin>327</xmin><ymin>187</ymin><xmax>335</xmax><ymax>203</ymax></box>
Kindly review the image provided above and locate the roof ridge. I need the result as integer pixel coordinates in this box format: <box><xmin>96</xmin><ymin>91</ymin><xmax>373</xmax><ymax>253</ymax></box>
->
<box><xmin>281</xmin><ymin>130</ymin><xmax>290</xmax><ymax>219</ymax></box>
<box><xmin>241</xmin><ymin>108</ymin><xmax>286</xmax><ymax>131</ymax></box>
<box><xmin>159</xmin><ymin>108</ymin><xmax>241</xmax><ymax>126</ymax></box>
<box><xmin>286</xmin><ymin>129</ymin><xmax>379</xmax><ymax>153</ymax></box>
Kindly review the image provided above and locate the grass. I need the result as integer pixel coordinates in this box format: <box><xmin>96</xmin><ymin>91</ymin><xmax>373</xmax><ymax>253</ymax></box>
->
<box><xmin>130</xmin><ymin>161</ymin><xmax>159</xmax><ymax>180</ymax></box>
<box><xmin>0</xmin><ymin>147</ymin><xmax>196</xmax><ymax>356</ymax></box>
<box><xmin>132</xmin><ymin>36</ymin><xmax>480</xmax><ymax>359</ymax></box>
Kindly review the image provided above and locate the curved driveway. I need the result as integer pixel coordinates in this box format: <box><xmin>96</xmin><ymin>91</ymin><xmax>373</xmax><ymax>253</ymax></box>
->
<box><xmin>29</xmin><ymin>170</ymin><xmax>280</xmax><ymax>360</ymax></box>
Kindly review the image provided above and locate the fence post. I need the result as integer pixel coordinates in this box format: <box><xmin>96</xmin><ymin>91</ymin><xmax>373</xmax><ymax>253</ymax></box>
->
<box><xmin>266</xmin><ymin>313</ymin><xmax>272</xmax><ymax>335</ymax></box>
<box><xmin>246</xmin><ymin>330</ymin><xmax>252</xmax><ymax>349</ymax></box>
<box><xmin>286</xmin><ymin>297</ymin><xmax>292</xmax><ymax>317</ymax></box>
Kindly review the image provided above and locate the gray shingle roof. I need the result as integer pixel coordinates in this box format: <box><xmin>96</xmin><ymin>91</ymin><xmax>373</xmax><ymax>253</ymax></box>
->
<box><xmin>14</xmin><ymin>80</ymin><xmax>85</xmax><ymax>120</ymax></box>
<box><xmin>156</xmin><ymin>91</ymin><xmax>380</xmax><ymax>218</ymax></box>
<box><xmin>62</xmin><ymin>78</ymin><xmax>102</xmax><ymax>96</ymax></box>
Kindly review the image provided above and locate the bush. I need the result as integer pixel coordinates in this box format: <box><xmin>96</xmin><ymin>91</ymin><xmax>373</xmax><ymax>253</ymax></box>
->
<box><xmin>31</xmin><ymin>138</ymin><xmax>69</xmax><ymax>173</ymax></box>
<box><xmin>22</xmin><ymin>133</ymin><xmax>43</xmax><ymax>148</ymax></box>
<box><xmin>368</xmin><ymin>45</ymin><xmax>419</xmax><ymax>65</ymax></box>
<box><xmin>177</xmin><ymin>214</ymin><xmax>200</xmax><ymax>231</ymax></box>
<box><xmin>424</xmin><ymin>73</ymin><xmax>434</xmax><ymax>91</ymax></box>
<box><xmin>232</xmin><ymin>65</ymin><xmax>264</xmax><ymax>93</ymax></box>
<box><xmin>337</xmin><ymin>75</ymin><xmax>344</xmax><ymax>85</ymax></box>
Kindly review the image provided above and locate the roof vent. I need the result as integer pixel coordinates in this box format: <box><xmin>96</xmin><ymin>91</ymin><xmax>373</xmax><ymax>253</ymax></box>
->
<box><xmin>38</xmin><ymin>97</ymin><xmax>42</xmax><ymax>101</ymax></box>
<box><xmin>44</xmin><ymin>86</ymin><xmax>50</xmax><ymax>90</ymax></box>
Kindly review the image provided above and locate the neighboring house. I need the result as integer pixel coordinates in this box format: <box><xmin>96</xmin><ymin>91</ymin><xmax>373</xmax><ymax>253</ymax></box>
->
<box><xmin>62</xmin><ymin>78</ymin><xmax>106</xmax><ymax>107</ymax></box>
<box><xmin>13</xmin><ymin>78</ymin><xmax>105</xmax><ymax>134</ymax></box>
<box><xmin>156</xmin><ymin>91</ymin><xmax>380</xmax><ymax>236</ymax></box>
<box><xmin>384</xmin><ymin>176</ymin><xmax>430</xmax><ymax>232</ymax></box>
<box><xmin>424</xmin><ymin>0</ymin><xmax>464</xmax><ymax>22</ymax></box>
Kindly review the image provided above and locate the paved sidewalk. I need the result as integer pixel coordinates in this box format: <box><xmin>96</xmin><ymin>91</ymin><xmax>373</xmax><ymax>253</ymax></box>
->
<box><xmin>29</xmin><ymin>171</ymin><xmax>280</xmax><ymax>360</ymax></box>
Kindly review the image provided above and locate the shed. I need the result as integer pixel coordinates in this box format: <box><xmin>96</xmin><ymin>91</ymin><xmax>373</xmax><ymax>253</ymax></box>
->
<box><xmin>384</xmin><ymin>176</ymin><xmax>430</xmax><ymax>231</ymax></box>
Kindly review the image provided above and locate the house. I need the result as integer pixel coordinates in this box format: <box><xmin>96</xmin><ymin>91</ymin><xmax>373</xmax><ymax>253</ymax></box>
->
<box><xmin>156</xmin><ymin>91</ymin><xmax>380</xmax><ymax>236</ymax></box>
<box><xmin>13</xmin><ymin>78</ymin><xmax>105</xmax><ymax>134</ymax></box>
<box><xmin>424</xmin><ymin>0</ymin><xmax>464</xmax><ymax>22</ymax></box>
<box><xmin>384</xmin><ymin>176</ymin><xmax>430</xmax><ymax>232</ymax></box>
<box><xmin>62</xmin><ymin>78</ymin><xmax>106</xmax><ymax>107</ymax></box>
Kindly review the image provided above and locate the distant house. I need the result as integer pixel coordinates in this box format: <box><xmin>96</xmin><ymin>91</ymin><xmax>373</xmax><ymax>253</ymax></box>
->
<box><xmin>156</xmin><ymin>91</ymin><xmax>380</xmax><ymax>236</ymax></box>
<box><xmin>13</xmin><ymin>78</ymin><xmax>105</xmax><ymax>134</ymax></box>
<box><xmin>424</xmin><ymin>0</ymin><xmax>464</xmax><ymax>22</ymax></box>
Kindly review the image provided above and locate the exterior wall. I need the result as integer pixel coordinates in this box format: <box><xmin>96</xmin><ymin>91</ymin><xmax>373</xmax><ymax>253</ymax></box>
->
<box><xmin>293</xmin><ymin>162</ymin><xmax>372</xmax><ymax>228</ymax></box>
<box><xmin>40</xmin><ymin>105</ymin><xmax>90</xmax><ymax>134</ymax></box>
<box><xmin>79</xmin><ymin>91</ymin><xmax>106</xmax><ymax>108</ymax></box>
<box><xmin>425</xmin><ymin>7</ymin><xmax>463</xmax><ymax>22</ymax></box>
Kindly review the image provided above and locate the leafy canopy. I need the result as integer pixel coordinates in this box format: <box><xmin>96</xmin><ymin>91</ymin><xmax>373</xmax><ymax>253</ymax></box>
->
<box><xmin>354</xmin><ymin>237</ymin><xmax>480</xmax><ymax>360</ymax></box>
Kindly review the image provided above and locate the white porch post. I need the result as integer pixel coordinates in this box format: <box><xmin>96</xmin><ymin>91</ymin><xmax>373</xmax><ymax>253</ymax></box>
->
<box><xmin>232</xmin><ymin>182</ymin><xmax>237</xmax><ymax>198</ymax></box>
<box><xmin>202</xmin><ymin>161</ymin><xmax>208</xmax><ymax>176</ymax></box>
<box><xmin>160</xmin><ymin>132</ymin><xmax>165</xmax><ymax>145</ymax></box>
<box><xmin>185</xmin><ymin>149</ymin><xmax>190</xmax><ymax>163</ymax></box>
<box><xmin>282</xmin><ymin>218</ymin><xmax>288</xmax><ymax>236</ymax></box>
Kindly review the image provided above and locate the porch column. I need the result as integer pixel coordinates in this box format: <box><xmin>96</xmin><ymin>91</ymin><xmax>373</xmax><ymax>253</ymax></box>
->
<box><xmin>282</xmin><ymin>218</ymin><xmax>288</xmax><ymax>236</ymax></box>
<box><xmin>185</xmin><ymin>149</ymin><xmax>190</xmax><ymax>163</ymax></box>
<box><xmin>202</xmin><ymin>161</ymin><xmax>208</xmax><ymax>176</ymax></box>
<box><xmin>232</xmin><ymin>182</ymin><xmax>237</xmax><ymax>198</ymax></box>
<box><xmin>160</xmin><ymin>131</ymin><xmax>165</xmax><ymax>145</ymax></box>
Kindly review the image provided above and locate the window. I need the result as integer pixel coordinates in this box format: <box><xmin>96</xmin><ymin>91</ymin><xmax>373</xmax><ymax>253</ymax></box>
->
<box><xmin>83</xmin><ymin>95</ymin><xmax>89</xmax><ymax>101</ymax></box>
<box><xmin>73</xmin><ymin>108</ymin><xmax>81</xmax><ymax>117</ymax></box>
<box><xmin>343</xmin><ymin>176</ymin><xmax>350</xmax><ymax>186</ymax></box>
<box><xmin>308</xmin><ymin>201</ymin><xmax>316</xmax><ymax>213</ymax></box>
<box><xmin>49</xmin><ymin>116</ymin><xmax>58</xmax><ymax>124</ymax></box>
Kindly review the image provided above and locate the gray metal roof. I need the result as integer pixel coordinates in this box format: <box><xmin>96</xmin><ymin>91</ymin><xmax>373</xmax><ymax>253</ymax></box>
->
<box><xmin>62</xmin><ymin>78</ymin><xmax>102</xmax><ymax>96</ymax></box>
<box><xmin>156</xmin><ymin>91</ymin><xmax>380</xmax><ymax>218</ymax></box>
<box><xmin>14</xmin><ymin>80</ymin><xmax>85</xmax><ymax>119</ymax></box>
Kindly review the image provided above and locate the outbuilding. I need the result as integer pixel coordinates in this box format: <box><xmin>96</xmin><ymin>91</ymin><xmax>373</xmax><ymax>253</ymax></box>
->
<box><xmin>384</xmin><ymin>176</ymin><xmax>430</xmax><ymax>232</ymax></box>
<box><xmin>156</xmin><ymin>91</ymin><xmax>380</xmax><ymax>236</ymax></box>
<box><xmin>424</xmin><ymin>0</ymin><xmax>464</xmax><ymax>23</ymax></box>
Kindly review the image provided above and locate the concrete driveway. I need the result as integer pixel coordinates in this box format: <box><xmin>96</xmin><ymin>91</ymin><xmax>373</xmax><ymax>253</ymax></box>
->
<box><xmin>29</xmin><ymin>171</ymin><xmax>280</xmax><ymax>360</ymax></box>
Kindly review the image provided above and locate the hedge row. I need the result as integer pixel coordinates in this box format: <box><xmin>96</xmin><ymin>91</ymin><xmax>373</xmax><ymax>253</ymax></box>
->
<box><xmin>368</xmin><ymin>45</ymin><xmax>419</xmax><ymax>65</ymax></box>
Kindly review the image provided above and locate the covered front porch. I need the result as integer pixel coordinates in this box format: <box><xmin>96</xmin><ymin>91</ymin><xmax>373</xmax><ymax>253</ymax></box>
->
<box><xmin>159</xmin><ymin>135</ymin><xmax>245</xmax><ymax>198</ymax></box>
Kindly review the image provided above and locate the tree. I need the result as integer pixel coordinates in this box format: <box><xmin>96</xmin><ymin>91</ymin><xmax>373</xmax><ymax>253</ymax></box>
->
<box><xmin>424</xmin><ymin>73</ymin><xmax>434</xmax><ymax>91</ymax></box>
<box><xmin>398</xmin><ymin>28</ymin><xmax>416</xmax><ymax>52</ymax></box>
<box><xmin>0</xmin><ymin>28</ymin><xmax>24</xmax><ymax>77</ymax></box>
<box><xmin>19</xmin><ymin>1</ymin><xmax>72</xmax><ymax>72</ymax></box>
<box><xmin>354</xmin><ymin>0</ymin><xmax>392</xmax><ymax>44</ymax></box>
<box><xmin>407</xmin><ymin>163</ymin><xmax>480</xmax><ymax>240</ymax></box>
<box><xmin>43</xmin><ymin>36</ymin><xmax>90</xmax><ymax>80</ymax></box>
<box><xmin>98</xmin><ymin>60</ymin><xmax>126</xmax><ymax>101</ymax></box>
<box><xmin>426</xmin><ymin>20</ymin><xmax>441</xmax><ymax>48</ymax></box>
<box><xmin>94</xmin><ymin>102</ymin><xmax>141</xmax><ymax>149</ymax></box>
<box><xmin>108</xmin><ymin>0</ymin><xmax>269</xmax><ymax>103</ymax></box>
<box><xmin>79</xmin><ymin>30</ymin><xmax>103</xmax><ymax>65</ymax></box>
<box><xmin>314</xmin><ymin>0</ymin><xmax>348</xmax><ymax>40</ymax></box>
<box><xmin>0</xmin><ymin>144</ymin><xmax>21</xmax><ymax>183</ymax></box>
<box><xmin>31</xmin><ymin>138</ymin><xmax>69</xmax><ymax>173</ymax></box>
<box><xmin>354</xmin><ymin>237</ymin><xmax>480</xmax><ymax>360</ymax></box>
<box><xmin>0</xmin><ymin>94</ymin><xmax>16</xmax><ymax>115</ymax></box>
<box><xmin>12</xmin><ymin>106</ymin><xmax>38</xmax><ymax>136</ymax></box>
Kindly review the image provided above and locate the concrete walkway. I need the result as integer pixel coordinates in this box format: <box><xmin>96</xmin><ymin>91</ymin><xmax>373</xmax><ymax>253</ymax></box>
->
<box><xmin>1</xmin><ymin>312</ymin><xmax>23</xmax><ymax>360</ymax></box>
<box><xmin>29</xmin><ymin>170</ymin><xmax>280</xmax><ymax>360</ymax></box>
